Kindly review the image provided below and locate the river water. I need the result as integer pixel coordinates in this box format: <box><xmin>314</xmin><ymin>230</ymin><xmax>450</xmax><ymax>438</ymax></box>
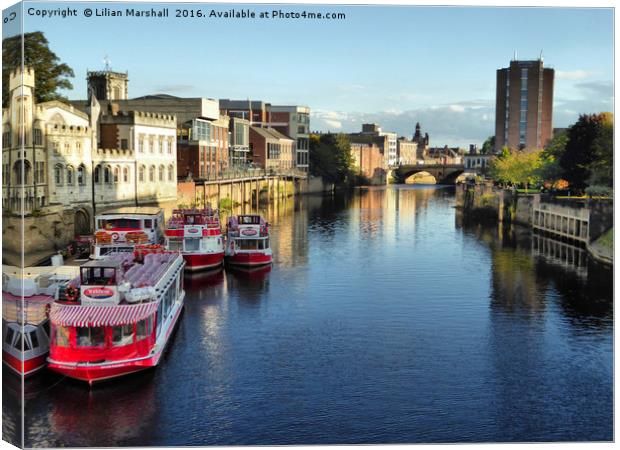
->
<box><xmin>3</xmin><ymin>185</ymin><xmax>613</xmax><ymax>446</ymax></box>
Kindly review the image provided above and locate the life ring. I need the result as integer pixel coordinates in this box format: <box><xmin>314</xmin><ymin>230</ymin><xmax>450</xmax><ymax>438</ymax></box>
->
<box><xmin>65</xmin><ymin>285</ymin><xmax>78</xmax><ymax>302</ymax></box>
<box><xmin>111</xmin><ymin>232</ymin><xmax>120</xmax><ymax>241</ymax></box>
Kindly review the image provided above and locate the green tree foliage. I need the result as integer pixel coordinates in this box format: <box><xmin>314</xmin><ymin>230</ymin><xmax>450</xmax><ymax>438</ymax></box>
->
<box><xmin>559</xmin><ymin>113</ymin><xmax>612</xmax><ymax>191</ymax></box>
<box><xmin>2</xmin><ymin>31</ymin><xmax>74</xmax><ymax>107</ymax></box>
<box><xmin>309</xmin><ymin>133</ymin><xmax>354</xmax><ymax>184</ymax></box>
<box><xmin>481</xmin><ymin>135</ymin><xmax>495</xmax><ymax>154</ymax></box>
<box><xmin>540</xmin><ymin>130</ymin><xmax>568</xmax><ymax>182</ymax></box>
<box><xmin>489</xmin><ymin>149</ymin><xmax>544</xmax><ymax>191</ymax></box>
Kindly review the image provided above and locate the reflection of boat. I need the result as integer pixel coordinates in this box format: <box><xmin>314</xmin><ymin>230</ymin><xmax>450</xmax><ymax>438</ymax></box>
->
<box><xmin>91</xmin><ymin>207</ymin><xmax>165</xmax><ymax>259</ymax></box>
<box><xmin>225</xmin><ymin>215</ymin><xmax>273</xmax><ymax>266</ymax></box>
<box><xmin>47</xmin><ymin>248</ymin><xmax>185</xmax><ymax>384</ymax></box>
<box><xmin>227</xmin><ymin>264</ymin><xmax>272</xmax><ymax>278</ymax></box>
<box><xmin>2</xmin><ymin>266</ymin><xmax>78</xmax><ymax>377</ymax></box>
<box><xmin>165</xmin><ymin>207</ymin><xmax>224</xmax><ymax>271</ymax></box>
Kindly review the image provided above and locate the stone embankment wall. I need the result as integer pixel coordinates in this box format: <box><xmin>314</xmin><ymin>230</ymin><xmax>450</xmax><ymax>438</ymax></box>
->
<box><xmin>455</xmin><ymin>183</ymin><xmax>613</xmax><ymax>265</ymax></box>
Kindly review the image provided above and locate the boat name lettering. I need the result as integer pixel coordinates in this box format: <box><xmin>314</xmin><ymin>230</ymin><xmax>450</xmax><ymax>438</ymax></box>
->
<box><xmin>84</xmin><ymin>288</ymin><xmax>115</xmax><ymax>299</ymax></box>
<box><xmin>241</xmin><ymin>229</ymin><xmax>257</xmax><ymax>236</ymax></box>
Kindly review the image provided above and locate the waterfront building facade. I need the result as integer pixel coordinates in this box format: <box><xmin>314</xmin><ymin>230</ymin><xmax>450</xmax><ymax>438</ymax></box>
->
<box><xmin>177</xmin><ymin>116</ymin><xmax>230</xmax><ymax>179</ymax></box>
<box><xmin>396</xmin><ymin>137</ymin><xmax>418</xmax><ymax>165</ymax></box>
<box><xmin>2</xmin><ymin>67</ymin><xmax>178</xmax><ymax>265</ymax></box>
<box><xmin>228</xmin><ymin>117</ymin><xmax>251</xmax><ymax>167</ymax></box>
<box><xmin>268</xmin><ymin>105</ymin><xmax>310</xmax><ymax>172</ymax></box>
<box><xmin>248</xmin><ymin>126</ymin><xmax>294</xmax><ymax>170</ymax></box>
<box><xmin>219</xmin><ymin>99</ymin><xmax>269</xmax><ymax>126</ymax></box>
<box><xmin>351</xmin><ymin>142</ymin><xmax>387</xmax><ymax>185</ymax></box>
<box><xmin>495</xmin><ymin>58</ymin><xmax>554</xmax><ymax>151</ymax></box>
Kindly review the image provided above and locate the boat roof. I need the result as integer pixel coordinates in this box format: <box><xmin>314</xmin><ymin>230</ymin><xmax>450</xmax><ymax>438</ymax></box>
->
<box><xmin>97</xmin><ymin>207</ymin><xmax>162</xmax><ymax>217</ymax></box>
<box><xmin>81</xmin><ymin>259</ymin><xmax>123</xmax><ymax>268</ymax></box>
<box><xmin>50</xmin><ymin>302</ymin><xmax>158</xmax><ymax>327</ymax></box>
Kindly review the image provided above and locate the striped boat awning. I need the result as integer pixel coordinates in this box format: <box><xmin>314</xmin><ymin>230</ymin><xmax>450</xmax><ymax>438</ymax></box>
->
<box><xmin>50</xmin><ymin>302</ymin><xmax>158</xmax><ymax>327</ymax></box>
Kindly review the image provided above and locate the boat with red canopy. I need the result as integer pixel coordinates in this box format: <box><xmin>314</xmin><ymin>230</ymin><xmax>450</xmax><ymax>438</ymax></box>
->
<box><xmin>47</xmin><ymin>247</ymin><xmax>185</xmax><ymax>384</ymax></box>
<box><xmin>164</xmin><ymin>206</ymin><xmax>224</xmax><ymax>271</ymax></box>
<box><xmin>225</xmin><ymin>215</ymin><xmax>273</xmax><ymax>267</ymax></box>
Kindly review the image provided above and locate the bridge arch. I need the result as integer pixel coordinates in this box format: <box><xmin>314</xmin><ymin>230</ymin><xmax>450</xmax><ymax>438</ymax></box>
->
<box><xmin>394</xmin><ymin>164</ymin><xmax>464</xmax><ymax>184</ymax></box>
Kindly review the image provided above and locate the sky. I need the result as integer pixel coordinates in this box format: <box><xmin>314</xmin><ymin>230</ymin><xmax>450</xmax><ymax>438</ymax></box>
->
<box><xmin>7</xmin><ymin>1</ymin><xmax>615</xmax><ymax>147</ymax></box>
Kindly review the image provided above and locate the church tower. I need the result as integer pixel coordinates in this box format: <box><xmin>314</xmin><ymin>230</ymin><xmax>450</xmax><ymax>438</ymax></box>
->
<box><xmin>86</xmin><ymin>68</ymin><xmax>128</xmax><ymax>101</ymax></box>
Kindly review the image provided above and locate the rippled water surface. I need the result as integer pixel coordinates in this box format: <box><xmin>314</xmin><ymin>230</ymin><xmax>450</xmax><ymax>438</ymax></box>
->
<box><xmin>3</xmin><ymin>186</ymin><xmax>613</xmax><ymax>446</ymax></box>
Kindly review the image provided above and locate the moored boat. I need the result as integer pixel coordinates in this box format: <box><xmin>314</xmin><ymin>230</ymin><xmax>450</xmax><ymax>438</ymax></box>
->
<box><xmin>2</xmin><ymin>265</ymin><xmax>79</xmax><ymax>377</ymax></box>
<box><xmin>225</xmin><ymin>215</ymin><xmax>273</xmax><ymax>267</ymax></box>
<box><xmin>164</xmin><ymin>207</ymin><xmax>224</xmax><ymax>271</ymax></box>
<box><xmin>47</xmin><ymin>247</ymin><xmax>185</xmax><ymax>385</ymax></box>
<box><xmin>91</xmin><ymin>207</ymin><xmax>165</xmax><ymax>259</ymax></box>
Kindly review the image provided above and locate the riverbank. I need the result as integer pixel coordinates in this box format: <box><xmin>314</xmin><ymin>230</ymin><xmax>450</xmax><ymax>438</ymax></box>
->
<box><xmin>455</xmin><ymin>183</ymin><xmax>613</xmax><ymax>265</ymax></box>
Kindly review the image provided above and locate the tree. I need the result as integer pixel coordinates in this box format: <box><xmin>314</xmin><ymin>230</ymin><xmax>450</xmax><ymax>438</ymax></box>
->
<box><xmin>587</xmin><ymin>112</ymin><xmax>613</xmax><ymax>187</ymax></box>
<box><xmin>559</xmin><ymin>113</ymin><xmax>611</xmax><ymax>191</ymax></box>
<box><xmin>489</xmin><ymin>149</ymin><xmax>544</xmax><ymax>191</ymax></box>
<box><xmin>309</xmin><ymin>133</ymin><xmax>354</xmax><ymax>184</ymax></box>
<box><xmin>481</xmin><ymin>136</ymin><xmax>495</xmax><ymax>154</ymax></box>
<box><xmin>3</xmin><ymin>31</ymin><xmax>74</xmax><ymax>107</ymax></box>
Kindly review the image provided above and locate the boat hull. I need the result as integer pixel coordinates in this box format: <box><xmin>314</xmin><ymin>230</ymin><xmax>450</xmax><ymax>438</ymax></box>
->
<box><xmin>183</xmin><ymin>252</ymin><xmax>224</xmax><ymax>271</ymax></box>
<box><xmin>226</xmin><ymin>252</ymin><xmax>272</xmax><ymax>267</ymax></box>
<box><xmin>2</xmin><ymin>350</ymin><xmax>48</xmax><ymax>377</ymax></box>
<box><xmin>48</xmin><ymin>292</ymin><xmax>185</xmax><ymax>385</ymax></box>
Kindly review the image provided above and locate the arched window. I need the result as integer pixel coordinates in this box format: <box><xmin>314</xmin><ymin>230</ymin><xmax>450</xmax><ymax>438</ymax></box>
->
<box><xmin>113</xmin><ymin>166</ymin><xmax>120</xmax><ymax>183</ymax></box>
<box><xmin>159</xmin><ymin>136</ymin><xmax>164</xmax><ymax>154</ymax></box>
<box><xmin>54</xmin><ymin>164</ymin><xmax>64</xmax><ymax>185</ymax></box>
<box><xmin>77</xmin><ymin>165</ymin><xmax>85</xmax><ymax>186</ymax></box>
<box><xmin>94</xmin><ymin>165</ymin><xmax>101</xmax><ymax>183</ymax></box>
<box><xmin>159</xmin><ymin>165</ymin><xmax>165</xmax><ymax>181</ymax></box>
<box><xmin>123</xmin><ymin>167</ymin><xmax>129</xmax><ymax>183</ymax></box>
<box><xmin>139</xmin><ymin>165</ymin><xmax>145</xmax><ymax>182</ymax></box>
<box><xmin>66</xmin><ymin>166</ymin><xmax>74</xmax><ymax>185</ymax></box>
<box><xmin>104</xmin><ymin>166</ymin><xmax>111</xmax><ymax>183</ymax></box>
<box><xmin>168</xmin><ymin>165</ymin><xmax>174</xmax><ymax>181</ymax></box>
<box><xmin>149</xmin><ymin>166</ymin><xmax>155</xmax><ymax>182</ymax></box>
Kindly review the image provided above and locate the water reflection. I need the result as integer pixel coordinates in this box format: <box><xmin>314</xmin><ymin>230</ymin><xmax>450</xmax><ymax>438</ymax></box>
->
<box><xmin>9</xmin><ymin>187</ymin><xmax>613</xmax><ymax>446</ymax></box>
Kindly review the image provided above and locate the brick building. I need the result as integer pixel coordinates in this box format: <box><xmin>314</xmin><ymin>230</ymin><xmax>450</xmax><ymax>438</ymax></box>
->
<box><xmin>248</xmin><ymin>126</ymin><xmax>294</xmax><ymax>170</ymax></box>
<box><xmin>177</xmin><ymin>116</ymin><xmax>230</xmax><ymax>180</ymax></box>
<box><xmin>351</xmin><ymin>142</ymin><xmax>387</xmax><ymax>185</ymax></box>
<box><xmin>495</xmin><ymin>58</ymin><xmax>554</xmax><ymax>151</ymax></box>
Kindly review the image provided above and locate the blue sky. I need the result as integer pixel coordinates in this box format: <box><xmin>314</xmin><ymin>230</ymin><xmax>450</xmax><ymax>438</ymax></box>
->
<box><xmin>13</xmin><ymin>2</ymin><xmax>615</xmax><ymax>146</ymax></box>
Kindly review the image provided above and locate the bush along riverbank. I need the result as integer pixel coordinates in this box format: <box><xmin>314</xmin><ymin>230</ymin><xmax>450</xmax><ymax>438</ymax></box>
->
<box><xmin>456</xmin><ymin>183</ymin><xmax>613</xmax><ymax>266</ymax></box>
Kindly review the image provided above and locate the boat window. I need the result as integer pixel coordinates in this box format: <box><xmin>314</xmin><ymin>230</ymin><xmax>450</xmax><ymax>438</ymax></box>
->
<box><xmin>184</xmin><ymin>238</ymin><xmax>200</xmax><ymax>252</ymax></box>
<box><xmin>4</xmin><ymin>327</ymin><xmax>15</xmax><ymax>346</ymax></box>
<box><xmin>144</xmin><ymin>219</ymin><xmax>152</xmax><ymax>229</ymax></box>
<box><xmin>55</xmin><ymin>326</ymin><xmax>70</xmax><ymax>347</ymax></box>
<box><xmin>14</xmin><ymin>332</ymin><xmax>31</xmax><ymax>351</ymax></box>
<box><xmin>240</xmin><ymin>216</ymin><xmax>260</xmax><ymax>224</ymax></box>
<box><xmin>167</xmin><ymin>239</ymin><xmax>183</xmax><ymax>251</ymax></box>
<box><xmin>237</xmin><ymin>239</ymin><xmax>259</xmax><ymax>250</ymax></box>
<box><xmin>29</xmin><ymin>331</ymin><xmax>39</xmax><ymax>349</ymax></box>
<box><xmin>76</xmin><ymin>327</ymin><xmax>106</xmax><ymax>347</ymax></box>
<box><xmin>82</xmin><ymin>267</ymin><xmax>116</xmax><ymax>285</ymax></box>
<box><xmin>137</xmin><ymin>318</ymin><xmax>151</xmax><ymax>340</ymax></box>
<box><xmin>108</xmin><ymin>219</ymin><xmax>140</xmax><ymax>229</ymax></box>
<box><xmin>112</xmin><ymin>324</ymin><xmax>135</xmax><ymax>346</ymax></box>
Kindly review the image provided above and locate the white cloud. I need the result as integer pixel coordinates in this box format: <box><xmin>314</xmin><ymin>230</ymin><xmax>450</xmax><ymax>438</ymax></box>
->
<box><xmin>448</xmin><ymin>104</ymin><xmax>465</xmax><ymax>113</ymax></box>
<box><xmin>556</xmin><ymin>70</ymin><xmax>592</xmax><ymax>80</ymax></box>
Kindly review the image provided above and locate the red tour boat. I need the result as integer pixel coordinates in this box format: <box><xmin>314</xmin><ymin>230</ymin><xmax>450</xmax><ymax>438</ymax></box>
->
<box><xmin>2</xmin><ymin>266</ymin><xmax>79</xmax><ymax>377</ymax></box>
<box><xmin>225</xmin><ymin>215</ymin><xmax>273</xmax><ymax>267</ymax></box>
<box><xmin>47</xmin><ymin>247</ymin><xmax>185</xmax><ymax>384</ymax></box>
<box><xmin>164</xmin><ymin>207</ymin><xmax>225</xmax><ymax>271</ymax></box>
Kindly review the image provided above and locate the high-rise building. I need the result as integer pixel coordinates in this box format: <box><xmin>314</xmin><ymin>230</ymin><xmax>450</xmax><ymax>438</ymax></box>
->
<box><xmin>495</xmin><ymin>58</ymin><xmax>554</xmax><ymax>152</ymax></box>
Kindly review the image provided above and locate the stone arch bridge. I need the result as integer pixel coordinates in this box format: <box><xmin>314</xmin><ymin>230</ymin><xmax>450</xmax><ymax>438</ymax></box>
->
<box><xmin>390</xmin><ymin>163</ymin><xmax>465</xmax><ymax>184</ymax></box>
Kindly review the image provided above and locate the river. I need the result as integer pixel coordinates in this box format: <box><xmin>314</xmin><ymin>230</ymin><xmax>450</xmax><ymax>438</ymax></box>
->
<box><xmin>3</xmin><ymin>185</ymin><xmax>613</xmax><ymax>446</ymax></box>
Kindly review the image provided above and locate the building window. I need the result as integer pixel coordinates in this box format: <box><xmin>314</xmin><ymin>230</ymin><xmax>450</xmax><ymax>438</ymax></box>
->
<box><xmin>54</xmin><ymin>164</ymin><xmax>63</xmax><ymax>185</ymax></box>
<box><xmin>2</xmin><ymin>131</ymin><xmax>11</xmax><ymax>147</ymax></box>
<box><xmin>66</xmin><ymin>166</ymin><xmax>74</xmax><ymax>185</ymax></box>
<box><xmin>77</xmin><ymin>165</ymin><xmax>85</xmax><ymax>185</ymax></box>
<box><xmin>168</xmin><ymin>138</ymin><xmax>173</xmax><ymax>154</ymax></box>
<box><xmin>94</xmin><ymin>165</ymin><xmax>100</xmax><ymax>183</ymax></box>
<box><xmin>168</xmin><ymin>165</ymin><xmax>174</xmax><ymax>181</ymax></box>
<box><xmin>76</xmin><ymin>141</ymin><xmax>82</xmax><ymax>156</ymax></box>
<box><xmin>123</xmin><ymin>167</ymin><xmax>129</xmax><ymax>183</ymax></box>
<box><xmin>158</xmin><ymin>136</ymin><xmax>164</xmax><ymax>153</ymax></box>
<box><xmin>139</xmin><ymin>135</ymin><xmax>145</xmax><ymax>152</ymax></box>
<box><xmin>104</xmin><ymin>166</ymin><xmax>111</xmax><ymax>183</ymax></box>
<box><xmin>33</xmin><ymin>128</ymin><xmax>42</xmax><ymax>146</ymax></box>
<box><xmin>121</xmin><ymin>139</ymin><xmax>128</xmax><ymax>150</ymax></box>
<box><xmin>159</xmin><ymin>165</ymin><xmax>164</xmax><ymax>181</ymax></box>
<box><xmin>35</xmin><ymin>162</ymin><xmax>45</xmax><ymax>184</ymax></box>
<box><xmin>113</xmin><ymin>166</ymin><xmax>119</xmax><ymax>183</ymax></box>
<box><xmin>64</xmin><ymin>142</ymin><xmax>71</xmax><ymax>155</ymax></box>
<box><xmin>149</xmin><ymin>165</ymin><xmax>155</xmax><ymax>182</ymax></box>
<box><xmin>139</xmin><ymin>165</ymin><xmax>145</xmax><ymax>182</ymax></box>
<box><xmin>149</xmin><ymin>136</ymin><xmax>154</xmax><ymax>153</ymax></box>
